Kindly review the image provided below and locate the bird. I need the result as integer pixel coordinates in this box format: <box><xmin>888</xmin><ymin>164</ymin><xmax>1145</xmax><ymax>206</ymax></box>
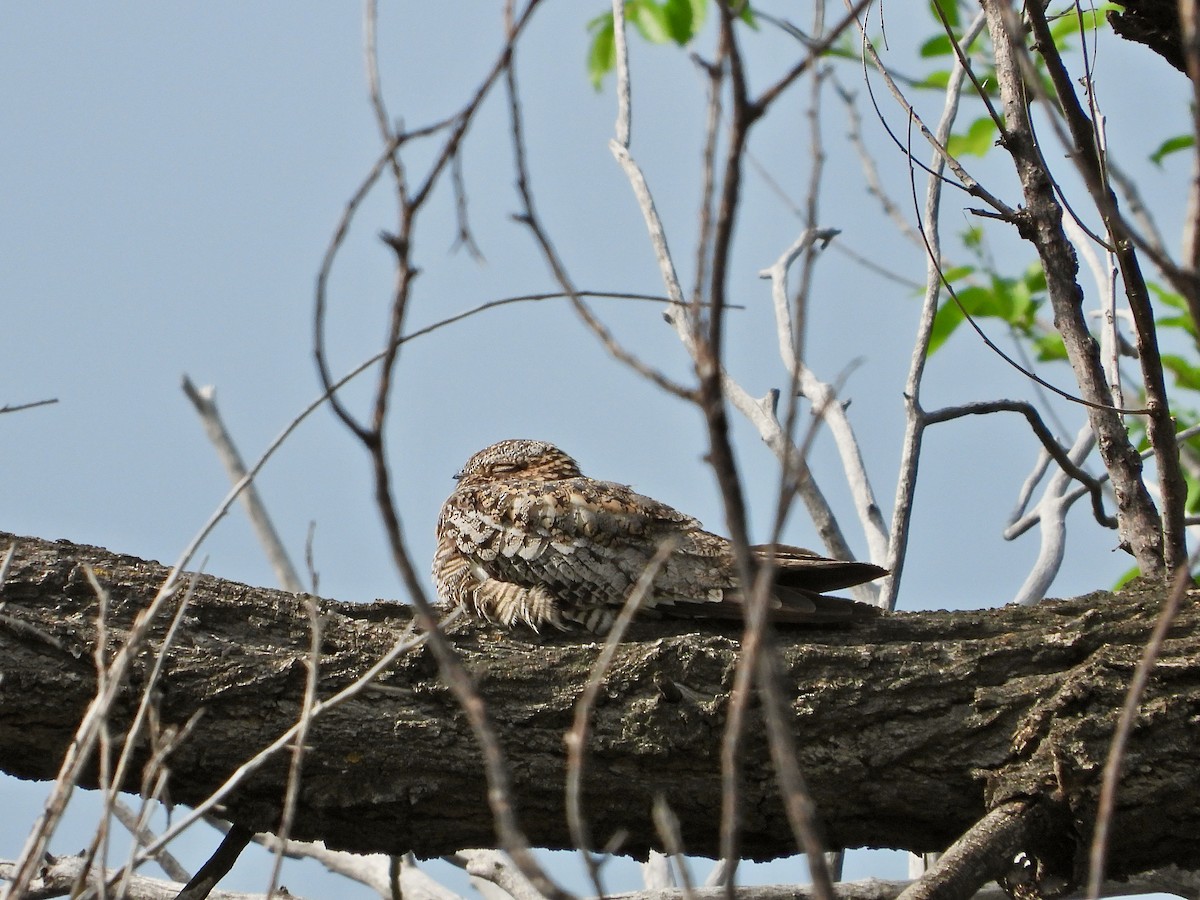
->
<box><xmin>433</xmin><ymin>439</ymin><xmax>887</xmax><ymax>633</ymax></box>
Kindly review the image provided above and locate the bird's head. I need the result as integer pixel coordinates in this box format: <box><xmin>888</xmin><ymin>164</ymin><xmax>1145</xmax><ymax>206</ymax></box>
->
<box><xmin>453</xmin><ymin>439</ymin><xmax>583</xmax><ymax>484</ymax></box>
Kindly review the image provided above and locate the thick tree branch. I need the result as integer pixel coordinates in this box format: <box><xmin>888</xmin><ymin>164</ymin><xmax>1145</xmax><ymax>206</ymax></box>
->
<box><xmin>1023</xmin><ymin>3</ymin><xmax>1188</xmax><ymax>573</ymax></box>
<box><xmin>980</xmin><ymin>0</ymin><xmax>1167</xmax><ymax>577</ymax></box>
<box><xmin>1</xmin><ymin>533</ymin><xmax>1199</xmax><ymax>884</ymax></box>
<box><xmin>1108</xmin><ymin>1</ymin><xmax>1187</xmax><ymax>74</ymax></box>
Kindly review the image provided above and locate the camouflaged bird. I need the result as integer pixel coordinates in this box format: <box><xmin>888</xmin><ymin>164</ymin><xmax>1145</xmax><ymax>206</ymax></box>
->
<box><xmin>433</xmin><ymin>439</ymin><xmax>887</xmax><ymax>633</ymax></box>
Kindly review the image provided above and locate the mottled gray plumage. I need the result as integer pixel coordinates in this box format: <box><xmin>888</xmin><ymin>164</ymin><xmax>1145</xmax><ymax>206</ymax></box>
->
<box><xmin>433</xmin><ymin>439</ymin><xmax>886</xmax><ymax>632</ymax></box>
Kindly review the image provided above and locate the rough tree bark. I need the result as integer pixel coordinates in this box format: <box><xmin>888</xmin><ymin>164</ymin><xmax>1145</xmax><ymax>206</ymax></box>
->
<box><xmin>0</xmin><ymin>532</ymin><xmax>1198</xmax><ymax>886</ymax></box>
<box><xmin>1109</xmin><ymin>0</ymin><xmax>1188</xmax><ymax>74</ymax></box>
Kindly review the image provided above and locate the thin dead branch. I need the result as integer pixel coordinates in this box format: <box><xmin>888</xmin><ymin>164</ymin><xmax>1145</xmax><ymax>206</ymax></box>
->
<box><xmin>1087</xmin><ymin>557</ymin><xmax>1198</xmax><ymax>896</ymax></box>
<box><xmin>176</xmin><ymin>824</ymin><xmax>255</xmax><ymax>900</ymax></box>
<box><xmin>182</xmin><ymin>377</ymin><xmax>304</xmax><ymax>594</ymax></box>
<box><xmin>265</xmin><ymin>598</ymin><xmax>325</xmax><ymax>897</ymax></box>
<box><xmin>883</xmin><ymin>12</ymin><xmax>985</xmax><ymax>609</ymax></box>
<box><xmin>0</xmin><ymin>398</ymin><xmax>58</xmax><ymax>415</ymax></box>
<box><xmin>565</xmin><ymin>539</ymin><xmax>677</xmax><ymax>895</ymax></box>
<box><xmin>924</xmin><ymin>400</ymin><xmax>1115</xmax><ymax>529</ymax></box>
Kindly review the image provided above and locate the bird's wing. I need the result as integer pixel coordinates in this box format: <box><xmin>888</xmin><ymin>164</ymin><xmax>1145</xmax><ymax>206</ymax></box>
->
<box><xmin>439</xmin><ymin>477</ymin><xmax>706</xmax><ymax>610</ymax></box>
<box><xmin>758</xmin><ymin>545</ymin><xmax>889</xmax><ymax>593</ymax></box>
<box><xmin>649</xmin><ymin>543</ymin><xmax>887</xmax><ymax>622</ymax></box>
<box><xmin>437</xmin><ymin>476</ymin><xmax>887</xmax><ymax>629</ymax></box>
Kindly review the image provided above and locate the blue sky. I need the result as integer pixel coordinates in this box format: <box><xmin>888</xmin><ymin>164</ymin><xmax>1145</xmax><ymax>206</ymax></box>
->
<box><xmin>1</xmin><ymin>3</ymin><xmax>1193</xmax><ymax>895</ymax></box>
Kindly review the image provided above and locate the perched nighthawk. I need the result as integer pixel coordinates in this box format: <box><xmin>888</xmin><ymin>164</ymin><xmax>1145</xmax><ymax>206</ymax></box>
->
<box><xmin>433</xmin><ymin>439</ymin><xmax>887</xmax><ymax>633</ymax></box>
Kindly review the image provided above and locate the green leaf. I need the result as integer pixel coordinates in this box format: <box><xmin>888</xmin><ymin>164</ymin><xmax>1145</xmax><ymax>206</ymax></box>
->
<box><xmin>1158</xmin><ymin>314</ymin><xmax>1198</xmax><ymax>340</ymax></box>
<box><xmin>940</xmin><ymin>265</ymin><xmax>975</xmax><ymax>283</ymax></box>
<box><xmin>1023</xmin><ymin>262</ymin><xmax>1047</xmax><ymax>294</ymax></box>
<box><xmin>1150</xmin><ymin>282</ymin><xmax>1187</xmax><ymax>309</ymax></box>
<box><xmin>629</xmin><ymin>0</ymin><xmax>673</xmax><ymax>44</ymax></box>
<box><xmin>1112</xmin><ymin>565</ymin><xmax>1140</xmax><ymax>590</ymax></box>
<box><xmin>966</xmin><ymin>283</ymin><xmax>1019</xmax><ymax>320</ymax></box>
<box><xmin>1001</xmin><ymin>276</ymin><xmax>1035</xmax><ymax>329</ymax></box>
<box><xmin>972</xmin><ymin>67</ymin><xmax>1001</xmax><ymax>97</ymax></box>
<box><xmin>587</xmin><ymin>14</ymin><xmax>616</xmax><ymax>89</ymax></box>
<box><xmin>927</xmin><ymin>298</ymin><xmax>966</xmax><ymax>355</ymax></box>
<box><xmin>920</xmin><ymin>35</ymin><xmax>953</xmax><ymax>57</ymax></box>
<box><xmin>1033</xmin><ymin>333</ymin><xmax>1067</xmax><ymax>361</ymax></box>
<box><xmin>1162</xmin><ymin>354</ymin><xmax>1200</xmax><ymax>392</ymax></box>
<box><xmin>916</xmin><ymin>70</ymin><xmax>952</xmax><ymax>90</ymax></box>
<box><xmin>1150</xmin><ymin>283</ymin><xmax>1198</xmax><ymax>338</ymax></box>
<box><xmin>1048</xmin><ymin>4</ymin><xmax>1118</xmax><ymax>42</ymax></box>
<box><xmin>822</xmin><ymin>41</ymin><xmax>862</xmax><ymax>61</ymax></box>
<box><xmin>1151</xmin><ymin>134</ymin><xmax>1194</xmax><ymax>166</ymax></box>
<box><xmin>659</xmin><ymin>0</ymin><xmax>692</xmax><ymax>43</ymax></box>
<box><xmin>947</xmin><ymin>116</ymin><xmax>997</xmax><ymax>157</ymax></box>
<box><xmin>928</xmin><ymin>284</ymin><xmax>1013</xmax><ymax>355</ymax></box>
<box><xmin>660</xmin><ymin>0</ymin><xmax>707</xmax><ymax>44</ymax></box>
<box><xmin>929</xmin><ymin>0</ymin><xmax>959</xmax><ymax>28</ymax></box>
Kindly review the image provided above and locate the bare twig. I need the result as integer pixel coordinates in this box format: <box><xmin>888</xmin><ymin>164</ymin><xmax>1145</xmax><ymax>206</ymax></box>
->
<box><xmin>450</xmin><ymin>151</ymin><xmax>485</xmax><ymax>261</ymax></box>
<box><xmin>80</xmin><ymin>566</ymin><xmax>113</xmax><ymax>900</ymax></box>
<box><xmin>1184</xmin><ymin>0</ymin><xmax>1200</xmax><ymax>282</ymax></box>
<box><xmin>91</xmin><ymin>613</ymin><xmax>447</xmax><ymax>891</ymax></box>
<box><xmin>1005</xmin><ymin>427</ymin><xmax>1096</xmax><ymax>605</ymax></box>
<box><xmin>6</xmin><ymin>566</ymin><xmax>202</xmax><ymax>898</ymax></box>
<box><xmin>906</xmin><ymin>126</ymin><xmax>1152</xmax><ymax>418</ymax></box>
<box><xmin>110</xmin><ymin>799</ymin><xmax>191</xmax><ymax>884</ymax></box>
<box><xmin>564</xmin><ymin>539</ymin><xmax>678</xmax><ymax>895</ymax></box>
<box><xmin>925</xmin><ymin>400</ymin><xmax>1115</xmax><ymax>529</ymax></box>
<box><xmin>1</xmin><ymin>853</ymin><xmax>309</xmax><ymax>900</ymax></box>
<box><xmin>0</xmin><ymin>543</ymin><xmax>13</xmax><ymax>590</ymax></box>
<box><xmin>883</xmin><ymin>11</ymin><xmax>986</xmax><ymax>609</ymax></box>
<box><xmin>1053</xmin><ymin>422</ymin><xmax>1200</xmax><ymax>526</ymax></box>
<box><xmin>759</xmin><ymin>230</ymin><xmax>889</xmax><ymax>574</ymax></box>
<box><xmin>176</xmin><ymin>824</ymin><xmax>255</xmax><ymax>900</ymax></box>
<box><xmin>108</xmin><ymin>694</ymin><xmax>204</xmax><ymax>898</ymax></box>
<box><xmin>265</xmin><ymin>598</ymin><xmax>324</xmax><ymax>897</ymax></box>
<box><xmin>506</xmin><ymin>51</ymin><xmax>694</xmax><ymax>401</ymax></box>
<box><xmin>319</xmin><ymin>7</ymin><xmax>570</xmax><ymax>898</ymax></box>
<box><xmin>611</xmin><ymin>0</ymin><xmax>631</xmax><ymax>149</ymax></box>
<box><xmin>651</xmin><ymin>796</ymin><xmax>696</xmax><ymax>900</ymax></box>
<box><xmin>605</xmin><ymin>864</ymin><xmax>1200</xmax><ymax>900</ymax></box>
<box><xmin>182</xmin><ymin>376</ymin><xmax>304</xmax><ymax>593</ymax></box>
<box><xmin>751</xmin><ymin>0</ymin><xmax>875</xmax><ymax>115</ymax></box>
<box><xmin>754</xmin><ymin>623</ymin><xmax>835</xmax><ymax>900</ymax></box>
<box><xmin>312</xmin><ymin>130</ymin><xmax>403</xmax><ymax>441</ymax></box>
<box><xmin>850</xmin><ymin>3</ymin><xmax>1014</xmax><ymax>218</ymax></box>
<box><xmin>0</xmin><ymin>397</ymin><xmax>57</xmax><ymax>415</ymax></box>
<box><xmin>831</xmin><ymin>75</ymin><xmax>924</xmax><ymax>249</ymax></box>
<box><xmin>363</xmin><ymin>0</ymin><xmax>405</xmax><ymax>193</ymax></box>
<box><xmin>690</xmin><ymin>50</ymin><xmax>722</xmax><ymax>314</ymax></box>
<box><xmin>315</xmin><ymin>0</ymin><xmax>546</xmax><ymax>440</ymax></box>
<box><xmin>447</xmin><ymin>850</ymin><xmax>545</xmax><ymax>900</ymax></box>
<box><xmin>1087</xmin><ymin>556</ymin><xmax>1197</xmax><ymax>897</ymax></box>
<box><xmin>215</xmin><ymin>822</ymin><xmax>442</xmax><ymax>900</ymax></box>
<box><xmin>642</xmin><ymin>850</ymin><xmax>676</xmax><ymax>891</ymax></box>
<box><xmin>0</xmin><ymin>610</ymin><xmax>67</xmax><ymax>653</ymax></box>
